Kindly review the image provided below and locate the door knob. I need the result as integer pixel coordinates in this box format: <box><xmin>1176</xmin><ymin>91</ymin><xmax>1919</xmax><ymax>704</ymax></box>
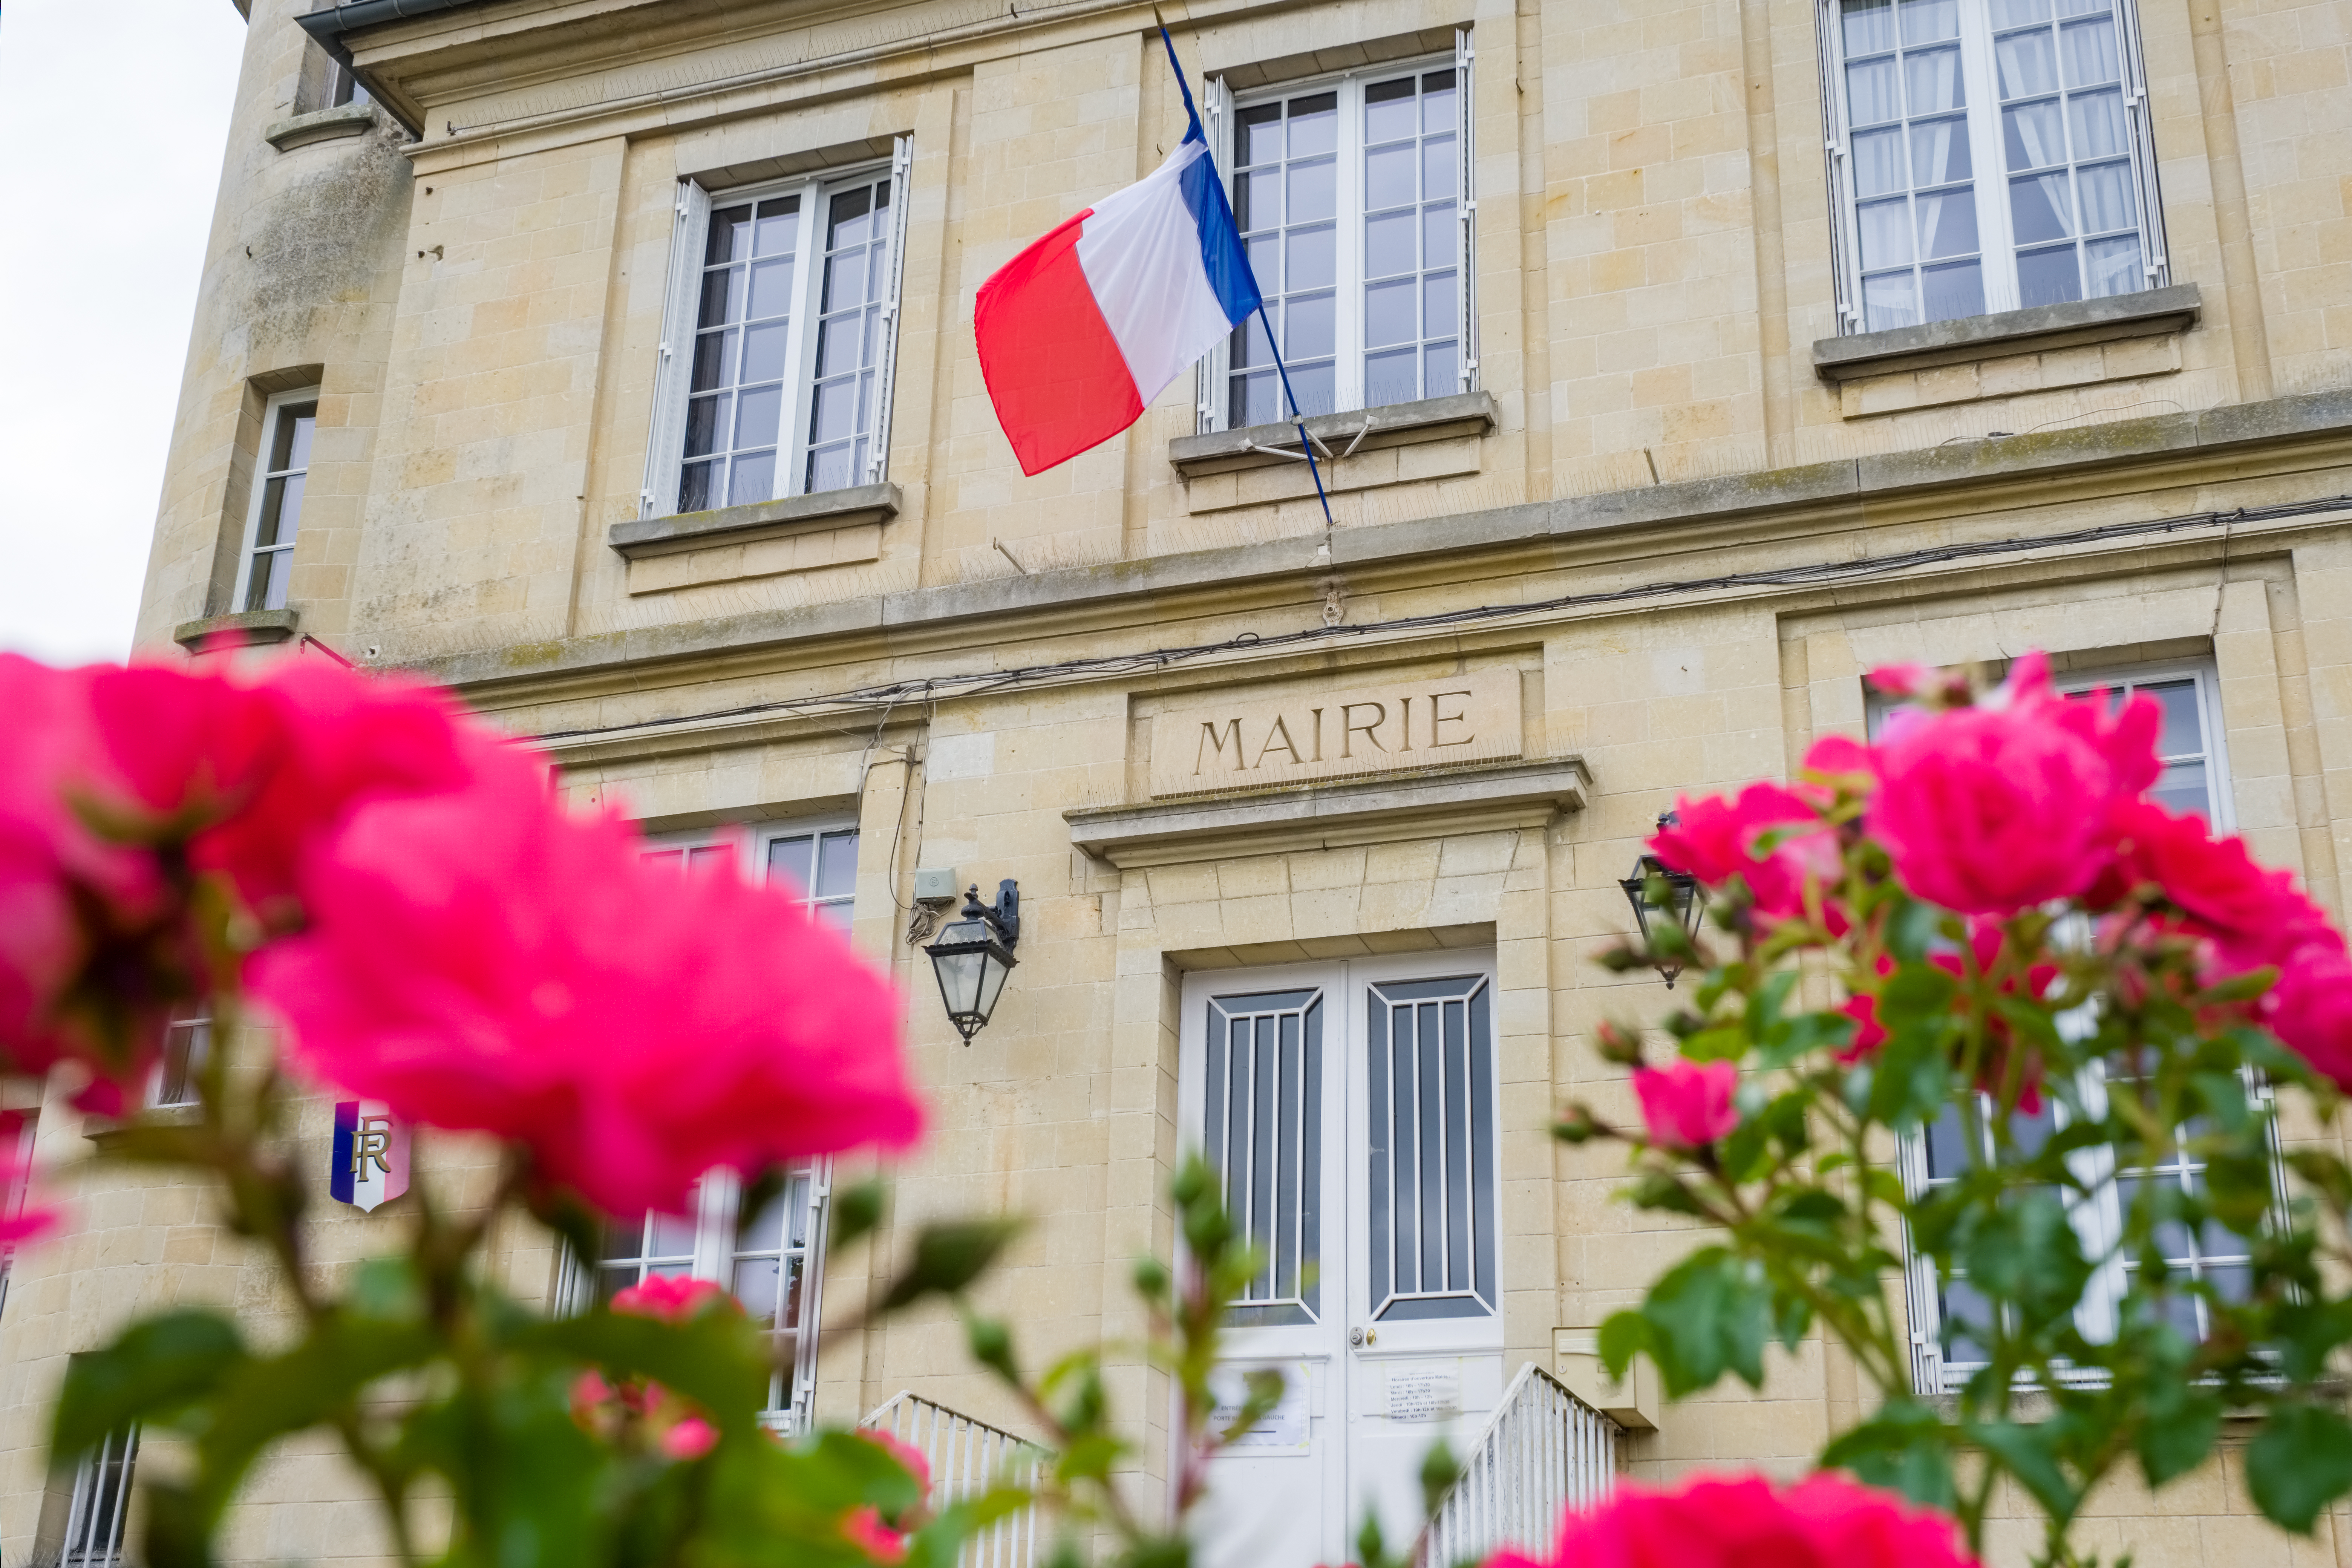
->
<box><xmin>1350</xmin><ymin>1327</ymin><xmax>1375</xmax><ymax>1346</ymax></box>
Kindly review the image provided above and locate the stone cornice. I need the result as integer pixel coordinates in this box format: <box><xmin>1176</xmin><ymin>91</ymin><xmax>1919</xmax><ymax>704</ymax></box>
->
<box><xmin>412</xmin><ymin>389</ymin><xmax>2352</xmax><ymax>708</ymax></box>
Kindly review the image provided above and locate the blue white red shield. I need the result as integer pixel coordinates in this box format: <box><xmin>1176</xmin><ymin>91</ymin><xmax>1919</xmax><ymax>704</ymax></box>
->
<box><xmin>331</xmin><ymin>1100</ymin><xmax>410</xmax><ymax>1212</ymax></box>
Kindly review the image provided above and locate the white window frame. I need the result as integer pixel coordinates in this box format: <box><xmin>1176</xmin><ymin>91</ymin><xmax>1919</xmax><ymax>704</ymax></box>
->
<box><xmin>152</xmin><ymin>1018</ymin><xmax>211</xmax><ymax>1109</ymax></box>
<box><xmin>235</xmin><ymin>387</ymin><xmax>319</xmax><ymax>614</ymax></box>
<box><xmin>1817</xmin><ymin>0</ymin><xmax>2170</xmax><ymax>335</ymax></box>
<box><xmin>1195</xmin><ymin>31</ymin><xmax>1476</xmax><ymax>435</ymax></box>
<box><xmin>640</xmin><ymin>141</ymin><xmax>914</xmax><ymax>521</ymax></box>
<box><xmin>1878</xmin><ymin>656</ymin><xmax>2282</xmax><ymax>1393</ymax></box>
<box><xmin>59</xmin><ymin>1426</ymin><xmax>139</xmax><ymax>1568</ymax></box>
<box><xmin>559</xmin><ymin>818</ymin><xmax>863</xmax><ymax>1427</ymax></box>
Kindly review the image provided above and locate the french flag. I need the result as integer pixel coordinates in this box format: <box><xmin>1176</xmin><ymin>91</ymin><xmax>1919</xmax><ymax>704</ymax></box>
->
<box><xmin>975</xmin><ymin>131</ymin><xmax>1261</xmax><ymax>477</ymax></box>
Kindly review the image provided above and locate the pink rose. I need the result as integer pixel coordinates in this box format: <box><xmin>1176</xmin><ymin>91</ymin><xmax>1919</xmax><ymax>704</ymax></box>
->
<box><xmin>250</xmin><ymin>758</ymin><xmax>923</xmax><ymax>1216</ymax></box>
<box><xmin>1803</xmin><ymin>733</ymin><xmax>1876</xmax><ymax>782</ymax></box>
<box><xmin>1632</xmin><ymin>1059</ymin><xmax>1738</xmax><ymax>1149</ymax></box>
<box><xmin>0</xmin><ymin>656</ymin><xmax>180</xmax><ymax>1101</ymax></box>
<box><xmin>87</xmin><ymin>660</ymin><xmax>485</xmax><ymax>926</ymax></box>
<box><xmin>2106</xmin><ymin>800</ymin><xmax>2343</xmax><ymax>975</ymax></box>
<box><xmin>841</xmin><ymin>1505</ymin><xmax>907</xmax><ymax>1565</ymax></box>
<box><xmin>2266</xmin><ymin>946</ymin><xmax>2352</xmax><ymax>1091</ymax></box>
<box><xmin>1651</xmin><ymin>784</ymin><xmax>1840</xmax><ymax>918</ymax></box>
<box><xmin>611</xmin><ymin>1274</ymin><xmax>732</xmax><ymax>1322</ymax></box>
<box><xmin>859</xmin><ymin>1429</ymin><xmax>933</xmax><ymax>1503</ymax></box>
<box><xmin>1869</xmin><ymin>655</ymin><xmax>2161</xmax><ymax>916</ymax></box>
<box><xmin>660</xmin><ymin>1415</ymin><xmax>718</xmax><ymax>1460</ymax></box>
<box><xmin>1482</xmin><ymin>1470</ymin><xmax>1978</xmax><ymax>1568</ymax></box>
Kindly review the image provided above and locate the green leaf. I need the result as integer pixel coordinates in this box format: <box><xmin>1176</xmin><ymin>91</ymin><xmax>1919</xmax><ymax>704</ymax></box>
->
<box><xmin>2138</xmin><ymin>1382</ymin><xmax>2223</xmax><ymax>1487</ymax></box>
<box><xmin>1627</xmin><ymin>1248</ymin><xmax>1771</xmax><ymax>1396</ymax></box>
<box><xmin>1597</xmin><ymin>1310</ymin><xmax>1651</xmax><ymax>1380</ymax></box>
<box><xmin>1678</xmin><ymin>1026</ymin><xmax>1750</xmax><ymax>1064</ymax></box>
<box><xmin>1878</xmin><ymin>963</ymin><xmax>1957</xmax><ymax>1027</ymax></box>
<box><xmin>54</xmin><ymin>1311</ymin><xmax>248</xmax><ymax>1458</ymax></box>
<box><xmin>1966</xmin><ymin>1418</ymin><xmax>2080</xmax><ymax>1525</ymax></box>
<box><xmin>1822</xmin><ymin>1401</ymin><xmax>1957</xmax><ymax>1512</ymax></box>
<box><xmin>831</xmin><ymin>1176</ymin><xmax>889</xmax><ymax>1250</ymax></box>
<box><xmin>881</xmin><ymin>1219</ymin><xmax>1027</xmax><ymax>1312</ymax></box>
<box><xmin>2248</xmin><ymin>1404</ymin><xmax>2352</xmax><ymax>1533</ymax></box>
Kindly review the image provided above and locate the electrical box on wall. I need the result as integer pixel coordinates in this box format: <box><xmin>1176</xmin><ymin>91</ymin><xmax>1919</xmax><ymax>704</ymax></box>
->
<box><xmin>913</xmin><ymin>868</ymin><xmax>960</xmax><ymax>904</ymax></box>
<box><xmin>1553</xmin><ymin>1327</ymin><xmax>1660</xmax><ymax>1430</ymax></box>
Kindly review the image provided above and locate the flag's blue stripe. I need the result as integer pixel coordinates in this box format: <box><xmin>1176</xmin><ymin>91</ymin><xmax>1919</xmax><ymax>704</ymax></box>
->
<box><xmin>1179</xmin><ymin>144</ymin><xmax>1263</xmax><ymax>328</ymax></box>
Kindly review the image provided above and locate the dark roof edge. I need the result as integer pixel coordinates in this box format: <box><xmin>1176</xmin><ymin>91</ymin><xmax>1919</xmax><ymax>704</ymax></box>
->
<box><xmin>295</xmin><ymin>0</ymin><xmax>497</xmax><ymax>135</ymax></box>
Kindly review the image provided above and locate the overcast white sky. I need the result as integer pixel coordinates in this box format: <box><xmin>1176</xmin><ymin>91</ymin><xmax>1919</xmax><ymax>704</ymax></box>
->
<box><xmin>0</xmin><ymin>0</ymin><xmax>246</xmax><ymax>665</ymax></box>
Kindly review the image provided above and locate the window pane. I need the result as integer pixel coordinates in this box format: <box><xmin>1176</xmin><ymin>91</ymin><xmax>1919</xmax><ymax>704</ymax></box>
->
<box><xmin>1844</xmin><ymin>0</ymin><xmax>1896</xmax><ymax>55</ymax></box>
<box><xmin>740</xmin><ymin>320</ymin><xmax>789</xmax><ymax>384</ymax></box>
<box><xmin>1287</xmin><ymin>362</ymin><xmax>1334</xmax><ymax>418</ymax></box>
<box><xmin>698</xmin><ymin>265</ymin><xmax>743</xmax><ymax>328</ymax></box>
<box><xmin>729</xmin><ymin>450</ymin><xmax>775</xmax><ymax>505</ymax></box>
<box><xmin>753</xmin><ymin>196</ymin><xmax>799</xmax><ymax>255</ymax></box>
<box><xmin>1365</xmin><ymin>76</ymin><xmax>1417</xmax><ymax>142</ymax></box>
<box><xmin>1288</xmin><ymin>224</ymin><xmax>1338</xmax><ymax>288</ymax></box>
<box><xmin>1855</xmin><ymin>126</ymin><xmax>1905</xmax><ymax>196</ymax></box>
<box><xmin>1904</xmin><ymin>44</ymin><xmax>1965</xmax><ymax>113</ymax></box>
<box><xmin>735</xmin><ymin>384</ymin><xmax>783</xmax><ymax>450</ymax></box>
<box><xmin>767</xmin><ymin>833</ymin><xmax>815</xmax><ymax>892</ymax></box>
<box><xmin>2070</xmin><ymin>86</ymin><xmax>2128</xmax><ymax>158</ymax></box>
<box><xmin>684</xmin><ymin>393</ymin><xmax>727</xmax><ymax>458</ymax></box>
<box><xmin>706</xmin><ymin>204</ymin><xmax>752</xmax><ymax>265</ymax></box>
<box><xmin>254</xmin><ymin>474</ymin><xmax>300</xmax><ymax>550</ymax></box>
<box><xmin>1233</xmin><ymin>168</ymin><xmax>1272</xmax><ymax>230</ymax></box>
<box><xmin>822</xmin><ymin>249</ymin><xmax>868</xmax><ymax>313</ymax></box>
<box><xmin>2138</xmin><ymin>680</ymin><xmax>2203</xmax><ymax>758</ymax></box>
<box><xmin>1424</xmin><ymin>340</ymin><xmax>1458</xmax><ymax>397</ymax></box>
<box><xmin>1900</xmin><ymin>0</ymin><xmax>1959</xmax><ymax>43</ymax></box>
<box><xmin>678</xmin><ymin>461</ymin><xmax>716</xmax><ymax>513</ymax></box>
<box><xmin>747</xmin><ymin>256</ymin><xmax>796</xmax><ymax>320</ymax></box>
<box><xmin>2016</xmin><ymin>240</ymin><xmax>2081</xmax><ymax>306</ymax></box>
<box><xmin>1862</xmin><ymin>270</ymin><xmax>1920</xmax><ymax>330</ymax></box>
<box><xmin>1921</xmin><ymin>258</ymin><xmax>1986</xmax><ymax>322</ymax></box>
<box><xmin>280</xmin><ymin>408</ymin><xmax>317</xmax><ymax>473</ymax></box>
<box><xmin>2004</xmin><ymin>98</ymin><xmax>2067</xmax><ymax>171</ymax></box>
<box><xmin>1421</xmin><ymin>271</ymin><xmax>1456</xmax><ymax>340</ymax></box>
<box><xmin>1848</xmin><ymin>56</ymin><xmax>1900</xmax><ymax>125</ymax></box>
<box><xmin>1996</xmin><ymin>29</ymin><xmax>2059</xmax><ymax>99</ymax></box>
<box><xmin>1237</xmin><ymin>103</ymin><xmax>1282</xmax><ymax>165</ymax></box>
<box><xmin>1992</xmin><ymin>0</ymin><xmax>2050</xmax><ymax>21</ymax></box>
<box><xmin>1364</xmin><ymin>279</ymin><xmax>1415</xmax><ymax>348</ymax></box>
<box><xmin>1859</xmin><ymin>196</ymin><xmax>1915</xmax><ymax>268</ymax></box>
<box><xmin>1917</xmin><ymin>187</ymin><xmax>1979</xmax><ymax>257</ymax></box>
<box><xmin>2150</xmin><ymin>761</ymin><xmax>2210</xmax><ymax>817</ymax></box>
<box><xmin>2061</xmin><ymin>14</ymin><xmax>2119</xmax><ymax>85</ymax></box>
<box><xmin>1924</xmin><ymin>1101</ymin><xmax>1973</xmax><ymax>1179</ymax></box>
<box><xmin>816</xmin><ymin>901</ymin><xmax>854</xmax><ymax>932</ymax></box>
<box><xmin>815</xmin><ymin>831</ymin><xmax>859</xmax><ymax>900</ymax></box>
<box><xmin>1366</xmin><ymin>348</ymin><xmax>1417</xmax><ymax>408</ymax></box>
<box><xmin>2077</xmin><ymin>160</ymin><xmax>2135</xmax><ymax>233</ymax></box>
<box><xmin>733</xmin><ymin>1256</ymin><xmax>783</xmax><ymax>1322</ymax></box>
<box><xmin>1286</xmin><ymin>290</ymin><xmax>1336</xmax><ymax>358</ymax></box>
<box><xmin>2010</xmin><ymin>170</ymin><xmax>2075</xmax><ymax>242</ymax></box>
<box><xmin>1288</xmin><ymin>157</ymin><xmax>1337</xmax><ymax>223</ymax></box>
<box><xmin>1364</xmin><ymin>211</ymin><xmax>1415</xmax><ymax>277</ymax></box>
<box><xmin>1423</xmin><ymin>202</ymin><xmax>1456</xmax><ymax>269</ymax></box>
<box><xmin>1421</xmin><ymin>135</ymin><xmax>1456</xmax><ymax>200</ymax></box>
<box><xmin>1231</xmin><ymin>368</ymin><xmax>1278</xmax><ymax>427</ymax></box>
<box><xmin>1909</xmin><ymin>115</ymin><xmax>1971</xmax><ymax>185</ymax></box>
<box><xmin>1288</xmin><ymin>92</ymin><xmax>1337</xmax><ymax>155</ymax></box>
<box><xmin>1422</xmin><ymin>72</ymin><xmax>1456</xmax><ymax>131</ymax></box>
<box><xmin>809</xmin><ymin>378</ymin><xmax>857</xmax><ymax>444</ymax></box>
<box><xmin>691</xmin><ymin>328</ymin><xmax>735</xmax><ymax>392</ymax></box>
<box><xmin>1941</xmin><ymin>1275</ymin><xmax>1993</xmax><ymax>1363</ymax></box>
<box><xmin>649</xmin><ymin>1211</ymin><xmax>698</xmax><ymax>1259</ymax></box>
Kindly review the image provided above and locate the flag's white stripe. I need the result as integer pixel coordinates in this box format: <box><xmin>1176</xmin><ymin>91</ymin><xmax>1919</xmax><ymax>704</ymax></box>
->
<box><xmin>1075</xmin><ymin>140</ymin><xmax>1235</xmax><ymax>409</ymax></box>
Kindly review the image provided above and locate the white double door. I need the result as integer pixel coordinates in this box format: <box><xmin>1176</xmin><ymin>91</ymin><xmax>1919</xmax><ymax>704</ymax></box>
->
<box><xmin>1178</xmin><ymin>955</ymin><xmax>1505</xmax><ymax>1567</ymax></box>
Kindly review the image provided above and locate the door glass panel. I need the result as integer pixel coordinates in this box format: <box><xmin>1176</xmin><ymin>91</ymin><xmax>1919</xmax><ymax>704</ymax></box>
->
<box><xmin>1203</xmin><ymin>988</ymin><xmax>1325</xmax><ymax>1326</ymax></box>
<box><xmin>1364</xmin><ymin>975</ymin><xmax>1495</xmax><ymax>1320</ymax></box>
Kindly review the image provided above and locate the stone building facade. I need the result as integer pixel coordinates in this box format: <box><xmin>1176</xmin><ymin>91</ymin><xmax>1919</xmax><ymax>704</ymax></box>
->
<box><xmin>10</xmin><ymin>0</ymin><xmax>2352</xmax><ymax>1562</ymax></box>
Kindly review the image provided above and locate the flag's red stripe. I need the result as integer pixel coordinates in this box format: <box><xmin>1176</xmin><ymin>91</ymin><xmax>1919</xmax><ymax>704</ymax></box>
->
<box><xmin>974</xmin><ymin>208</ymin><xmax>1146</xmax><ymax>478</ymax></box>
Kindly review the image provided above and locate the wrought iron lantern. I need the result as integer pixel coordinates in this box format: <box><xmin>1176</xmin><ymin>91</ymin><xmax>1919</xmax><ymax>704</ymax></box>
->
<box><xmin>924</xmin><ymin>880</ymin><xmax>1021</xmax><ymax>1042</ymax></box>
<box><xmin>1618</xmin><ymin>815</ymin><xmax>1707</xmax><ymax>988</ymax></box>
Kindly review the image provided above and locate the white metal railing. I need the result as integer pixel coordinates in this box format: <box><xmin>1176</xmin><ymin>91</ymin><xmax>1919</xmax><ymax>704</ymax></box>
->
<box><xmin>861</xmin><ymin>1391</ymin><xmax>1048</xmax><ymax>1568</ymax></box>
<box><xmin>1423</xmin><ymin>1362</ymin><xmax>1619</xmax><ymax>1567</ymax></box>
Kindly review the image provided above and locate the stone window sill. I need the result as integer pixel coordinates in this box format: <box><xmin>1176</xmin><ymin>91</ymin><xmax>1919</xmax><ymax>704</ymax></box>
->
<box><xmin>608</xmin><ymin>482</ymin><xmax>902</xmax><ymax>561</ymax></box>
<box><xmin>1168</xmin><ymin>390</ymin><xmax>1498</xmax><ymax>480</ymax></box>
<box><xmin>1811</xmin><ymin>283</ymin><xmax>2200</xmax><ymax>383</ymax></box>
<box><xmin>265</xmin><ymin>102</ymin><xmax>377</xmax><ymax>152</ymax></box>
<box><xmin>84</xmin><ymin>1102</ymin><xmax>202</xmax><ymax>1149</ymax></box>
<box><xmin>175</xmin><ymin>608</ymin><xmax>300</xmax><ymax>653</ymax></box>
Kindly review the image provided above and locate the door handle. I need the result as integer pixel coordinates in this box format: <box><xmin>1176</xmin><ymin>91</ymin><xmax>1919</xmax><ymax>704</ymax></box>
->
<box><xmin>1350</xmin><ymin>1327</ymin><xmax>1376</xmax><ymax>1347</ymax></box>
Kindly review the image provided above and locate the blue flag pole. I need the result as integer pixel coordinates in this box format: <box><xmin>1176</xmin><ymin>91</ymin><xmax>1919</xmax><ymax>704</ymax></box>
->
<box><xmin>1156</xmin><ymin>19</ymin><xmax>1337</xmax><ymax>539</ymax></box>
